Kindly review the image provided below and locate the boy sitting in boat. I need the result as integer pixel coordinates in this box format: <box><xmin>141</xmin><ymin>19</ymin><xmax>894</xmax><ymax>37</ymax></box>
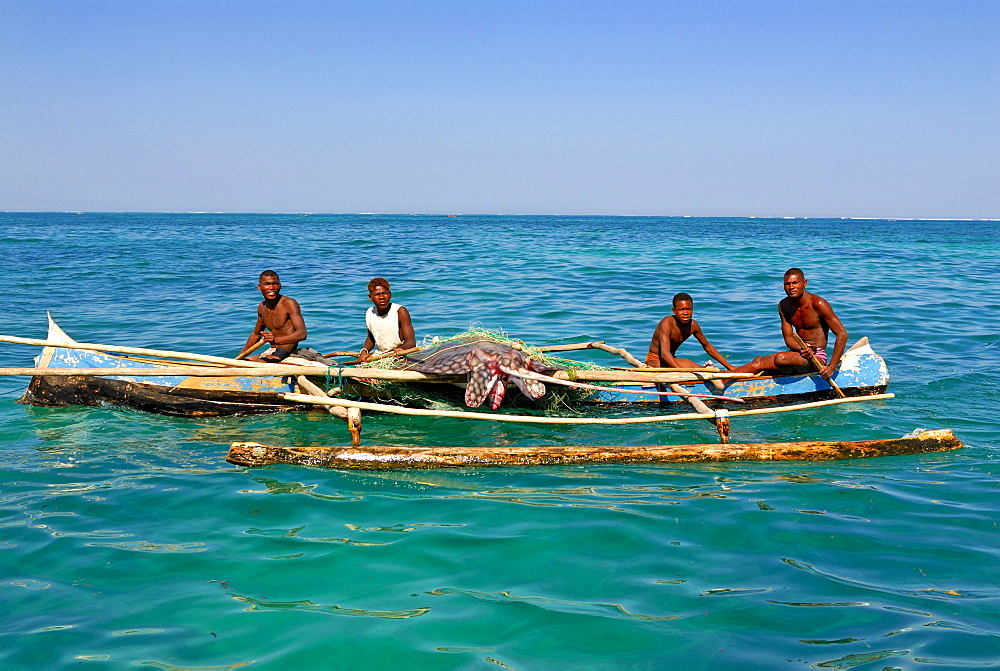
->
<box><xmin>358</xmin><ymin>277</ymin><xmax>416</xmax><ymax>362</ymax></box>
<box><xmin>645</xmin><ymin>293</ymin><xmax>735</xmax><ymax>370</ymax></box>
<box><xmin>731</xmin><ymin>268</ymin><xmax>847</xmax><ymax>379</ymax></box>
<box><xmin>243</xmin><ymin>270</ymin><xmax>308</xmax><ymax>363</ymax></box>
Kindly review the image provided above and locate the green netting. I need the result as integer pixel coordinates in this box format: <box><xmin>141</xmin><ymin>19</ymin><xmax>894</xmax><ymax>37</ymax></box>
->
<box><xmin>343</xmin><ymin>327</ymin><xmax>620</xmax><ymax>411</ymax></box>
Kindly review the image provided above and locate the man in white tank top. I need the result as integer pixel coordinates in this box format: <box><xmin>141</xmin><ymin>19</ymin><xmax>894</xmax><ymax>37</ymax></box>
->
<box><xmin>358</xmin><ymin>277</ymin><xmax>416</xmax><ymax>362</ymax></box>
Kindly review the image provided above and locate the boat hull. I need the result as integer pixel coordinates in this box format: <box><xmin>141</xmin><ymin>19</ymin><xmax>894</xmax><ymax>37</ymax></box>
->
<box><xmin>585</xmin><ymin>339</ymin><xmax>889</xmax><ymax>406</ymax></box>
<box><xmin>19</xmin><ymin>317</ymin><xmax>890</xmax><ymax>417</ymax></box>
<box><xmin>19</xmin><ymin>318</ymin><xmax>318</xmax><ymax>417</ymax></box>
<box><xmin>21</xmin><ymin>373</ymin><xmax>311</xmax><ymax>417</ymax></box>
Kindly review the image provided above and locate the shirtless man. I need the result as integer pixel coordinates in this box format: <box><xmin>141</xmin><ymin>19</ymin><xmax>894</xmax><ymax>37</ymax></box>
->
<box><xmin>732</xmin><ymin>268</ymin><xmax>847</xmax><ymax>379</ymax></box>
<box><xmin>645</xmin><ymin>293</ymin><xmax>735</xmax><ymax>370</ymax></box>
<box><xmin>242</xmin><ymin>270</ymin><xmax>307</xmax><ymax>363</ymax></box>
<box><xmin>358</xmin><ymin>277</ymin><xmax>416</xmax><ymax>362</ymax></box>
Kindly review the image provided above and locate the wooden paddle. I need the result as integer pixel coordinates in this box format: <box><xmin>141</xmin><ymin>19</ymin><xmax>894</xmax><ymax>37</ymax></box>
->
<box><xmin>235</xmin><ymin>339</ymin><xmax>267</xmax><ymax>360</ymax></box>
<box><xmin>791</xmin><ymin>332</ymin><xmax>846</xmax><ymax>398</ymax></box>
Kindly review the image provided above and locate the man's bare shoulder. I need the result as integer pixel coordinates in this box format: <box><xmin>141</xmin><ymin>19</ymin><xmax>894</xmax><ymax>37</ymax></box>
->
<box><xmin>808</xmin><ymin>293</ymin><xmax>841</xmax><ymax>319</ymax></box>
<box><xmin>278</xmin><ymin>295</ymin><xmax>301</xmax><ymax>311</ymax></box>
<box><xmin>808</xmin><ymin>292</ymin><xmax>830</xmax><ymax>307</ymax></box>
<box><xmin>658</xmin><ymin>315</ymin><xmax>680</xmax><ymax>335</ymax></box>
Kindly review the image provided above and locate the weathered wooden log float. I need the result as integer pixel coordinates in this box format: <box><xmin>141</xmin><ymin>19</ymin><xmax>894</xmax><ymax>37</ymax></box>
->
<box><xmin>226</xmin><ymin>429</ymin><xmax>962</xmax><ymax>469</ymax></box>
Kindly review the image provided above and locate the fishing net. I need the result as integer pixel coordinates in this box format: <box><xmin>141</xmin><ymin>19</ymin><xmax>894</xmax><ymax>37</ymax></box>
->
<box><xmin>343</xmin><ymin>327</ymin><xmax>619</xmax><ymax>411</ymax></box>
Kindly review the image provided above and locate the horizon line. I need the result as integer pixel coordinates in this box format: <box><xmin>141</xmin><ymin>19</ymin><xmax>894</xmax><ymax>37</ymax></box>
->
<box><xmin>2</xmin><ymin>210</ymin><xmax>997</xmax><ymax>222</ymax></box>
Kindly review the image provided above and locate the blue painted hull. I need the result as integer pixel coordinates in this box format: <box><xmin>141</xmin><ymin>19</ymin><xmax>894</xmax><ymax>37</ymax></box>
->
<box><xmin>584</xmin><ymin>339</ymin><xmax>889</xmax><ymax>405</ymax></box>
<box><xmin>20</xmin><ymin>316</ymin><xmax>889</xmax><ymax>416</ymax></box>
<box><xmin>20</xmin><ymin>316</ymin><xmax>308</xmax><ymax>416</ymax></box>
<box><xmin>36</xmin><ymin>344</ymin><xmax>297</xmax><ymax>395</ymax></box>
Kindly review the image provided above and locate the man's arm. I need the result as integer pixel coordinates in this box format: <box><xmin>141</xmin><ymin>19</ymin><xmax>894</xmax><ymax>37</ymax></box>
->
<box><xmin>691</xmin><ymin>322</ymin><xmax>734</xmax><ymax>370</ymax></box>
<box><xmin>815</xmin><ymin>298</ymin><xmax>848</xmax><ymax>379</ymax></box>
<box><xmin>395</xmin><ymin>307</ymin><xmax>416</xmax><ymax>353</ymax></box>
<box><xmin>358</xmin><ymin>330</ymin><xmax>376</xmax><ymax>362</ymax></box>
<box><xmin>243</xmin><ymin>311</ymin><xmax>267</xmax><ymax>351</ymax></box>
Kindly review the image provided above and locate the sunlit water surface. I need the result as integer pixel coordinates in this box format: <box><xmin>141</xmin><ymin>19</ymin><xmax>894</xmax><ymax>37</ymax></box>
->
<box><xmin>1</xmin><ymin>214</ymin><xmax>998</xmax><ymax>669</ymax></box>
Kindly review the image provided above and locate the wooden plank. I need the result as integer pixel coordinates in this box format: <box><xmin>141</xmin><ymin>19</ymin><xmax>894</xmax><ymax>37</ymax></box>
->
<box><xmin>226</xmin><ymin>429</ymin><xmax>962</xmax><ymax>469</ymax></box>
<box><xmin>536</xmin><ymin>341</ymin><xmax>606</xmax><ymax>352</ymax></box>
<box><xmin>0</xmin><ymin>365</ymin><xmax>752</xmax><ymax>385</ymax></box>
<box><xmin>0</xmin><ymin>365</ymin><xmax>464</xmax><ymax>382</ymax></box>
<box><xmin>566</xmin><ymin>369</ymin><xmax>750</xmax><ymax>382</ymax></box>
<box><xmin>277</xmin><ymin>391</ymin><xmax>895</xmax><ymax>425</ymax></box>
<box><xmin>588</xmin><ymin>342</ymin><xmax>644</xmax><ymax>367</ymax></box>
<box><xmin>669</xmin><ymin>382</ymin><xmax>729</xmax><ymax>442</ymax></box>
<box><xmin>0</xmin><ymin>334</ymin><xmax>265</xmax><ymax>368</ymax></box>
<box><xmin>296</xmin><ymin>375</ymin><xmax>348</xmax><ymax>419</ymax></box>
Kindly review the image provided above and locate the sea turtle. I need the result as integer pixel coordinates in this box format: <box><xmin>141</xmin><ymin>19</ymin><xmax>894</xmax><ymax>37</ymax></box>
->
<box><xmin>403</xmin><ymin>337</ymin><xmax>561</xmax><ymax>410</ymax></box>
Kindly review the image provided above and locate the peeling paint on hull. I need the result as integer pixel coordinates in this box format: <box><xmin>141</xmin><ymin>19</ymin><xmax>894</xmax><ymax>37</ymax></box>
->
<box><xmin>18</xmin><ymin>315</ymin><xmax>318</xmax><ymax>416</ymax></box>
<box><xmin>585</xmin><ymin>339</ymin><xmax>889</xmax><ymax>405</ymax></box>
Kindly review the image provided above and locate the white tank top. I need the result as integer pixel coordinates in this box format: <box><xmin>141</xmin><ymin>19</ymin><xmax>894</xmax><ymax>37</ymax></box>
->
<box><xmin>366</xmin><ymin>303</ymin><xmax>403</xmax><ymax>353</ymax></box>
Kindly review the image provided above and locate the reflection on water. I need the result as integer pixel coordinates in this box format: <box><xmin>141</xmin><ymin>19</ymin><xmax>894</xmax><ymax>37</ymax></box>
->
<box><xmin>426</xmin><ymin>587</ymin><xmax>680</xmax><ymax>621</ymax></box>
<box><xmin>2</xmin><ymin>215</ymin><xmax>999</xmax><ymax>668</ymax></box>
<box><xmin>230</xmin><ymin>594</ymin><xmax>429</xmax><ymax>619</ymax></box>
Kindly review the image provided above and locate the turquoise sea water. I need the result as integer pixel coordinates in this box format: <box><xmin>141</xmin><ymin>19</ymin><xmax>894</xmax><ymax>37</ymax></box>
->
<box><xmin>1</xmin><ymin>213</ymin><xmax>998</xmax><ymax>669</ymax></box>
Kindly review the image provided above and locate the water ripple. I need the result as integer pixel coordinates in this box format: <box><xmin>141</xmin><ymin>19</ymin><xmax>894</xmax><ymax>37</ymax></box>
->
<box><xmin>230</xmin><ymin>594</ymin><xmax>429</xmax><ymax>619</ymax></box>
<box><xmin>782</xmin><ymin>558</ymin><xmax>1000</xmax><ymax>601</ymax></box>
<box><xmin>243</xmin><ymin>526</ymin><xmax>388</xmax><ymax>547</ymax></box>
<box><xmin>2</xmin><ymin>214</ymin><xmax>999</xmax><ymax>668</ymax></box>
<box><xmin>427</xmin><ymin>587</ymin><xmax>679</xmax><ymax>622</ymax></box>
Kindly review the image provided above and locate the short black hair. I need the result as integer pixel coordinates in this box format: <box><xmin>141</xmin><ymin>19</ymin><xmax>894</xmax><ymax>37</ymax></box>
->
<box><xmin>259</xmin><ymin>269</ymin><xmax>279</xmax><ymax>281</ymax></box>
<box><xmin>784</xmin><ymin>267</ymin><xmax>805</xmax><ymax>279</ymax></box>
<box><xmin>672</xmin><ymin>292</ymin><xmax>693</xmax><ymax>307</ymax></box>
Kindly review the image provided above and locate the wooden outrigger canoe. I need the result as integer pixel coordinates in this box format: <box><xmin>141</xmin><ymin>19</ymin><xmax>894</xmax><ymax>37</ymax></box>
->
<box><xmin>8</xmin><ymin>316</ymin><xmax>937</xmax><ymax>467</ymax></box>
<box><xmin>13</xmin><ymin>315</ymin><xmax>888</xmax><ymax>418</ymax></box>
<box><xmin>226</xmin><ymin>429</ymin><xmax>962</xmax><ymax>469</ymax></box>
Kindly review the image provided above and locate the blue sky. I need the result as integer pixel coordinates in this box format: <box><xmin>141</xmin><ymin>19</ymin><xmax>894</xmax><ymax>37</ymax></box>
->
<box><xmin>2</xmin><ymin>1</ymin><xmax>997</xmax><ymax>217</ymax></box>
